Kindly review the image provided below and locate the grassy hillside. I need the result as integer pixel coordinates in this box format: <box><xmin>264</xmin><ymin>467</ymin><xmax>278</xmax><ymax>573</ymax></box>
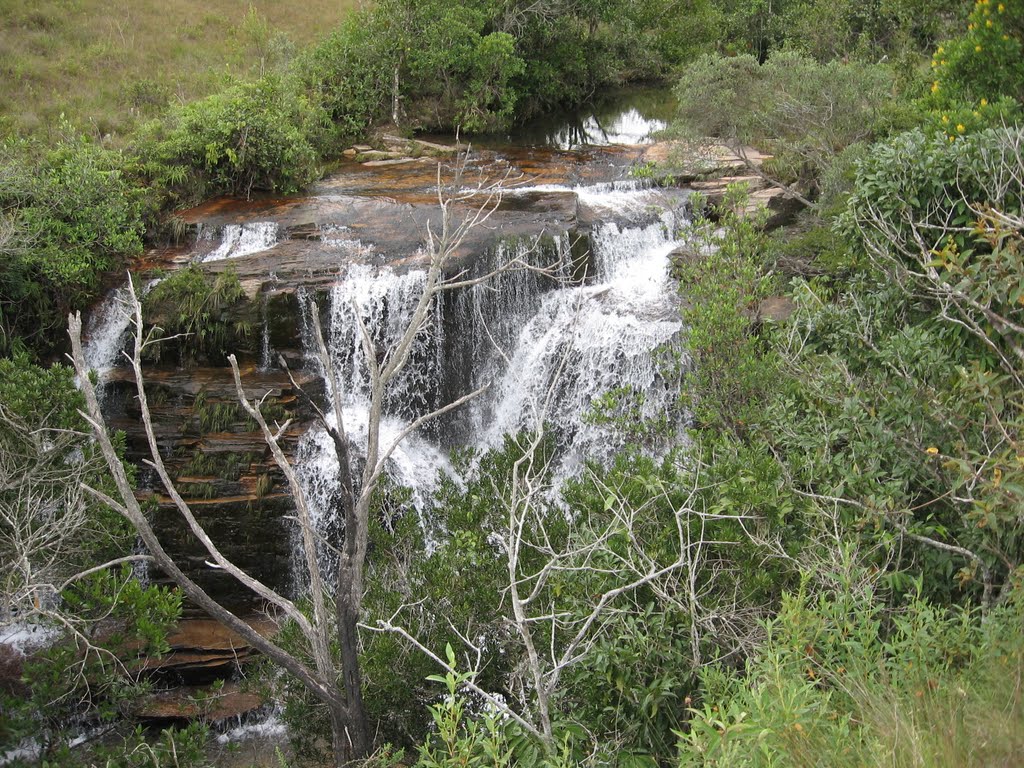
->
<box><xmin>0</xmin><ymin>0</ymin><xmax>362</xmax><ymax>139</ymax></box>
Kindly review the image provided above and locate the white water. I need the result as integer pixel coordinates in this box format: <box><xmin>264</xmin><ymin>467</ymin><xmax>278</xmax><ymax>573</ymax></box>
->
<box><xmin>473</xmin><ymin>207</ymin><xmax>685</xmax><ymax>471</ymax></box>
<box><xmin>321</xmin><ymin>224</ymin><xmax>378</xmax><ymax>259</ymax></box>
<box><xmin>294</xmin><ymin>181</ymin><xmax>687</xmax><ymax>570</ymax></box>
<box><xmin>81</xmin><ymin>279</ymin><xmax>161</xmax><ymax>401</ymax></box>
<box><xmin>82</xmin><ymin>281</ymin><xmax>135</xmax><ymax>378</ymax></box>
<box><xmin>201</xmin><ymin>222</ymin><xmax>279</xmax><ymax>262</ymax></box>
<box><xmin>215</xmin><ymin>711</ymin><xmax>287</xmax><ymax>744</ymax></box>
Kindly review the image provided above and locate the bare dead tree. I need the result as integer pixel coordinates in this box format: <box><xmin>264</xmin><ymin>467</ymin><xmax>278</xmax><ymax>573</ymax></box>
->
<box><xmin>366</xmin><ymin>323</ymin><xmax>768</xmax><ymax>755</ymax></box>
<box><xmin>67</xmin><ymin>155</ymin><xmax>560</xmax><ymax>765</ymax></box>
<box><xmin>0</xmin><ymin>402</ymin><xmax>152</xmax><ymax>630</ymax></box>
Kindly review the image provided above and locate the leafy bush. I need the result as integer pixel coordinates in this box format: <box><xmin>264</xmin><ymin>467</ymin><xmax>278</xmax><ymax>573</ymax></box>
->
<box><xmin>673</xmin><ymin>185</ymin><xmax>775</xmax><ymax>433</ymax></box>
<box><xmin>673</xmin><ymin>52</ymin><xmax>898</xmax><ymax>199</ymax></box>
<box><xmin>300</xmin><ymin>15</ymin><xmax>392</xmax><ymax>146</ymax></box>
<box><xmin>0</xmin><ymin>130</ymin><xmax>143</xmax><ymax>355</ymax></box>
<box><xmin>928</xmin><ymin>0</ymin><xmax>1024</xmax><ymax>109</ymax></box>
<box><xmin>142</xmin><ymin>265</ymin><xmax>254</xmax><ymax>364</ymax></box>
<box><xmin>140</xmin><ymin>74</ymin><xmax>323</xmax><ymax>201</ymax></box>
<box><xmin>678</xmin><ymin>576</ymin><xmax>1024</xmax><ymax>767</ymax></box>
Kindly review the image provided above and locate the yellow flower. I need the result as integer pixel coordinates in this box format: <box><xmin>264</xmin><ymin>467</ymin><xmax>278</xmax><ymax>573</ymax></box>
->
<box><xmin>932</xmin><ymin>59</ymin><xmax>938</xmax><ymax>67</ymax></box>
<box><xmin>969</xmin><ymin>23</ymin><xmax>975</xmax><ymax>29</ymax></box>
<box><xmin>957</xmin><ymin>123</ymin><xmax>966</xmax><ymax>133</ymax></box>
<box><xmin>981</xmin><ymin>98</ymin><xmax>989</xmax><ymax>106</ymax></box>
<box><xmin>976</xmin><ymin>44</ymin><xmax>983</xmax><ymax>51</ymax></box>
<box><xmin>926</xmin><ymin>447</ymin><xmax>939</xmax><ymax>455</ymax></box>
<box><xmin>1003</xmin><ymin>34</ymin><xmax>1010</xmax><ymax>39</ymax></box>
<box><xmin>999</xmin><ymin>2</ymin><xmax>1005</xmax><ymax>11</ymax></box>
<box><xmin>987</xmin><ymin>18</ymin><xmax>993</xmax><ymax>26</ymax></box>
<box><xmin>942</xmin><ymin>114</ymin><xmax>950</xmax><ymax>123</ymax></box>
<box><xmin>932</xmin><ymin>81</ymin><xmax>940</xmax><ymax>93</ymax></box>
<box><xmin>974</xmin><ymin>110</ymin><xmax>981</xmax><ymax>117</ymax></box>
<box><xmin>938</xmin><ymin>45</ymin><xmax>944</xmax><ymax>54</ymax></box>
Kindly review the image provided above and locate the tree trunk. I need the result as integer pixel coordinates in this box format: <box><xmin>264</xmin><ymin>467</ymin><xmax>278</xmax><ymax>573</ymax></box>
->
<box><xmin>335</xmin><ymin>586</ymin><xmax>370</xmax><ymax>760</ymax></box>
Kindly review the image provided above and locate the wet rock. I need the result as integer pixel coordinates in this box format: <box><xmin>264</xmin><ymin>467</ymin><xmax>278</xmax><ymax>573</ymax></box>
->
<box><xmin>135</xmin><ymin>680</ymin><xmax>265</xmax><ymax>723</ymax></box>
<box><xmin>143</xmin><ymin>616</ymin><xmax>276</xmax><ymax>676</ymax></box>
<box><xmin>363</xmin><ymin>157</ymin><xmax>424</xmax><ymax>167</ymax></box>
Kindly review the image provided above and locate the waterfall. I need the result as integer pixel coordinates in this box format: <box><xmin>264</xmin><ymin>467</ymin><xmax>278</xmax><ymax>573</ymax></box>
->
<box><xmin>475</xmin><ymin>208</ymin><xmax>686</xmax><ymax>473</ymax></box>
<box><xmin>81</xmin><ymin>279</ymin><xmax>161</xmax><ymax>402</ymax></box>
<box><xmin>201</xmin><ymin>222</ymin><xmax>279</xmax><ymax>262</ymax></box>
<box><xmin>82</xmin><ymin>281</ymin><xmax>136</xmax><ymax>378</ymax></box>
<box><xmin>291</xmin><ymin>179</ymin><xmax>688</xmax><ymax>586</ymax></box>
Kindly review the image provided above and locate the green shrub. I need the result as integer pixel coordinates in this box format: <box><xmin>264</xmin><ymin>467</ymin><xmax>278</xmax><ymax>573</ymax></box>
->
<box><xmin>673</xmin><ymin>52</ymin><xmax>897</xmax><ymax>199</ymax></box>
<box><xmin>140</xmin><ymin>74</ymin><xmax>323</xmax><ymax>201</ymax></box>
<box><xmin>674</xmin><ymin>185</ymin><xmax>775</xmax><ymax>433</ymax></box>
<box><xmin>300</xmin><ymin>14</ymin><xmax>392</xmax><ymax>146</ymax></box>
<box><xmin>678</xmin><ymin>577</ymin><xmax>1024</xmax><ymax>767</ymax></box>
<box><xmin>0</xmin><ymin>130</ymin><xmax>143</xmax><ymax>355</ymax></box>
<box><xmin>142</xmin><ymin>265</ymin><xmax>254</xmax><ymax>363</ymax></box>
<box><xmin>928</xmin><ymin>0</ymin><xmax>1024</xmax><ymax>110</ymax></box>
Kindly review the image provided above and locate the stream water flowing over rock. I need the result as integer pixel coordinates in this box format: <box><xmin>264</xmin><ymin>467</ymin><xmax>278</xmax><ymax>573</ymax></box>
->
<box><xmin>84</xmin><ymin>92</ymin><xmax>690</xmax><ymax>620</ymax></box>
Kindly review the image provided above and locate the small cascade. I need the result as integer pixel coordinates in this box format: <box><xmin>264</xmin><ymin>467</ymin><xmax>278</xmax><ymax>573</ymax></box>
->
<box><xmin>82</xmin><ymin>281</ymin><xmax>135</xmax><ymax>378</ymax></box>
<box><xmin>448</xmin><ymin>235</ymin><xmax>571</xmax><ymax>406</ymax></box>
<box><xmin>320</xmin><ymin>224</ymin><xmax>377</xmax><ymax>259</ymax></box>
<box><xmin>201</xmin><ymin>222</ymin><xmax>279</xmax><ymax>262</ymax></box>
<box><xmin>474</xmin><ymin>209</ymin><xmax>686</xmax><ymax>472</ymax></box>
<box><xmin>82</xmin><ymin>279</ymin><xmax>161</xmax><ymax>402</ymax></box>
<box><xmin>326</xmin><ymin>263</ymin><xmax>440</xmax><ymax>419</ymax></box>
<box><xmin>294</xmin><ymin>399</ymin><xmax>457</xmax><ymax>585</ymax></box>
<box><xmin>258</xmin><ymin>295</ymin><xmax>273</xmax><ymax>371</ymax></box>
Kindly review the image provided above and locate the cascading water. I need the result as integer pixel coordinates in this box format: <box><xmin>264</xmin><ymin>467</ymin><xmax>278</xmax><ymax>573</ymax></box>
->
<box><xmin>293</xmin><ymin>179</ymin><xmax>689</xmax><ymax>578</ymax></box>
<box><xmin>472</xmin><ymin>202</ymin><xmax>687</xmax><ymax>473</ymax></box>
<box><xmin>201</xmin><ymin>222</ymin><xmax>279</xmax><ymax>262</ymax></box>
<box><xmin>81</xmin><ymin>278</ymin><xmax>161</xmax><ymax>403</ymax></box>
<box><xmin>82</xmin><ymin>281</ymin><xmax>136</xmax><ymax>378</ymax></box>
<box><xmin>294</xmin><ymin>262</ymin><xmax>453</xmax><ymax>582</ymax></box>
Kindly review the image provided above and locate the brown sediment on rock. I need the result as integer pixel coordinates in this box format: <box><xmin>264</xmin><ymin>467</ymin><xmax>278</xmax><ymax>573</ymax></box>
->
<box><xmin>135</xmin><ymin>680</ymin><xmax>265</xmax><ymax>722</ymax></box>
<box><xmin>640</xmin><ymin>140</ymin><xmax>771</xmax><ymax>181</ymax></box>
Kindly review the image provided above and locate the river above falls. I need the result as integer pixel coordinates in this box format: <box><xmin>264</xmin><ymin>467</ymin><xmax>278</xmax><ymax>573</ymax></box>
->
<box><xmin>86</xmin><ymin>88</ymin><xmax>691</xmax><ymax>609</ymax></box>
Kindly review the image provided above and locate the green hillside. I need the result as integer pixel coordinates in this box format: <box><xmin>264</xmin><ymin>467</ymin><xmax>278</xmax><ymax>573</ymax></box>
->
<box><xmin>0</xmin><ymin>0</ymin><xmax>360</xmax><ymax>138</ymax></box>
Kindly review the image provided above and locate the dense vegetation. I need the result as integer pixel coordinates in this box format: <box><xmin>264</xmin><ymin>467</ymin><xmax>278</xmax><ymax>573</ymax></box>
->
<box><xmin>3</xmin><ymin>0</ymin><xmax>1024</xmax><ymax>765</ymax></box>
<box><xmin>1</xmin><ymin>0</ymin><xmax>719</xmax><ymax>359</ymax></box>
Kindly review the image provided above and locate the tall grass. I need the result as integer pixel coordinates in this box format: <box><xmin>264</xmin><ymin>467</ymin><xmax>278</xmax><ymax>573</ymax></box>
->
<box><xmin>0</xmin><ymin>0</ymin><xmax>361</xmax><ymax>139</ymax></box>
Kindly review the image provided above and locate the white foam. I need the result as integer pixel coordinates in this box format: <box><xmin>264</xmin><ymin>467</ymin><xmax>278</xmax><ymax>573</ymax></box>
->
<box><xmin>0</xmin><ymin>621</ymin><xmax>61</xmax><ymax>655</ymax></box>
<box><xmin>216</xmin><ymin>712</ymin><xmax>288</xmax><ymax>744</ymax></box>
<box><xmin>202</xmin><ymin>222</ymin><xmax>279</xmax><ymax>262</ymax></box>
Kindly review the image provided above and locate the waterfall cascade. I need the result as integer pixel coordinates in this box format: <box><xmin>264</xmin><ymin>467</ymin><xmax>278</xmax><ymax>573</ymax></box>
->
<box><xmin>295</xmin><ymin>181</ymin><xmax>689</xmax><ymax>557</ymax></box>
<box><xmin>79</xmin><ymin>98</ymin><xmax>691</xmax><ymax>603</ymax></box>
<box><xmin>81</xmin><ymin>278</ymin><xmax>161</xmax><ymax>402</ymax></box>
<box><xmin>201</xmin><ymin>222</ymin><xmax>280</xmax><ymax>262</ymax></box>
